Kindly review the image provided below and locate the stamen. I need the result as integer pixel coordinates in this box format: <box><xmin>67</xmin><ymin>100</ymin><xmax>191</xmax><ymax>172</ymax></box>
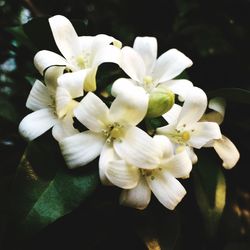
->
<box><xmin>105</xmin><ymin>122</ymin><xmax>124</xmax><ymax>143</ymax></box>
<box><xmin>75</xmin><ymin>52</ymin><xmax>91</xmax><ymax>69</ymax></box>
<box><xmin>164</xmin><ymin>129</ymin><xmax>191</xmax><ymax>144</ymax></box>
<box><xmin>182</xmin><ymin>131</ymin><xmax>190</xmax><ymax>142</ymax></box>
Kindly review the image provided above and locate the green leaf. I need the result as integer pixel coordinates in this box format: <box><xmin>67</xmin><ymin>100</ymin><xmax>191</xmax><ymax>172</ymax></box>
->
<box><xmin>192</xmin><ymin>150</ymin><xmax>226</xmax><ymax>238</ymax></box>
<box><xmin>5</xmin><ymin>26</ymin><xmax>36</xmax><ymax>50</ymax></box>
<box><xmin>208</xmin><ymin>88</ymin><xmax>250</xmax><ymax>105</ymax></box>
<box><xmin>0</xmin><ymin>95</ymin><xmax>18</xmax><ymax>122</ymax></box>
<box><xmin>144</xmin><ymin>117</ymin><xmax>166</xmax><ymax>135</ymax></box>
<box><xmin>6</xmin><ymin>136</ymin><xmax>99</xmax><ymax>243</ymax></box>
<box><xmin>0</xmin><ymin>175</ymin><xmax>14</xmax><ymax>249</ymax></box>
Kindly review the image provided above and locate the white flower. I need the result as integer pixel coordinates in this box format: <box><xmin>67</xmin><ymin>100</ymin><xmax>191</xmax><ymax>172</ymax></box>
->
<box><xmin>34</xmin><ymin>15</ymin><xmax>121</xmax><ymax>92</ymax></box>
<box><xmin>202</xmin><ymin>97</ymin><xmax>240</xmax><ymax>169</ymax></box>
<box><xmin>105</xmin><ymin>135</ymin><xmax>193</xmax><ymax>210</ymax></box>
<box><xmin>157</xmin><ymin>87</ymin><xmax>222</xmax><ymax>162</ymax></box>
<box><xmin>112</xmin><ymin>36</ymin><xmax>193</xmax><ymax>104</ymax></box>
<box><xmin>60</xmin><ymin>88</ymin><xmax>161</xmax><ymax>170</ymax></box>
<box><xmin>18</xmin><ymin>78</ymin><xmax>78</xmax><ymax>141</ymax></box>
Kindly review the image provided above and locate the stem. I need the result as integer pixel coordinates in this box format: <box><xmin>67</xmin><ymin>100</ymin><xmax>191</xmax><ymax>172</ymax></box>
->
<box><xmin>23</xmin><ymin>0</ymin><xmax>44</xmax><ymax>17</ymax></box>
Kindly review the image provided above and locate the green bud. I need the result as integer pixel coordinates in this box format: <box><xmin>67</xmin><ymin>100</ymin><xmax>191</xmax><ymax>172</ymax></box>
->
<box><xmin>146</xmin><ymin>86</ymin><xmax>175</xmax><ymax>118</ymax></box>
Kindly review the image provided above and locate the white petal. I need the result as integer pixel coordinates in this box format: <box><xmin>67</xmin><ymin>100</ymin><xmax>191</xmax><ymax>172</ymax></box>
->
<box><xmin>93</xmin><ymin>45</ymin><xmax>121</xmax><ymax>67</ymax></box>
<box><xmin>204</xmin><ymin>97</ymin><xmax>226</xmax><ymax>125</ymax></box>
<box><xmin>91</xmin><ymin>34</ymin><xmax>121</xmax><ymax>51</ymax></box>
<box><xmin>133</xmin><ymin>36</ymin><xmax>157</xmax><ymax>73</ymax></box>
<box><xmin>55</xmin><ymin>87</ymin><xmax>73</xmax><ymax>119</ymax></box>
<box><xmin>52</xmin><ymin>114</ymin><xmax>78</xmax><ymax>142</ymax></box>
<box><xmin>160</xmin><ymin>79</ymin><xmax>194</xmax><ymax>101</ymax></box>
<box><xmin>106</xmin><ymin>159</ymin><xmax>140</xmax><ymax>189</ymax></box>
<box><xmin>213</xmin><ymin>135</ymin><xmax>240</xmax><ymax>169</ymax></box>
<box><xmin>34</xmin><ymin>50</ymin><xmax>67</xmax><ymax>75</ymax></box>
<box><xmin>152</xmin><ymin>135</ymin><xmax>173</xmax><ymax>159</ymax></box>
<box><xmin>44</xmin><ymin>65</ymin><xmax>65</xmax><ymax>94</ymax></box>
<box><xmin>120</xmin><ymin>177</ymin><xmax>151</xmax><ymax>210</ymax></box>
<box><xmin>188</xmin><ymin>121</ymin><xmax>222</xmax><ymax>149</ymax></box>
<box><xmin>162</xmin><ymin>150</ymin><xmax>192</xmax><ymax>178</ymax></box>
<box><xmin>120</xmin><ymin>46</ymin><xmax>146</xmax><ymax>82</ymax></box>
<box><xmin>109</xmin><ymin>81</ymin><xmax>148</xmax><ymax>125</ymax></box>
<box><xmin>209</xmin><ymin>97</ymin><xmax>226</xmax><ymax>117</ymax></box>
<box><xmin>162</xmin><ymin>104</ymin><xmax>182</xmax><ymax>125</ymax></box>
<box><xmin>177</xmin><ymin>87</ymin><xmax>207</xmax><ymax>127</ymax></box>
<box><xmin>19</xmin><ymin>108</ymin><xmax>57</xmax><ymax>141</ymax></box>
<box><xmin>26</xmin><ymin>80</ymin><xmax>52</xmax><ymax>111</ymax></box>
<box><xmin>49</xmin><ymin>15</ymin><xmax>81</xmax><ymax>62</ymax></box>
<box><xmin>156</xmin><ymin>123</ymin><xmax>176</xmax><ymax>137</ymax></box>
<box><xmin>79</xmin><ymin>36</ymin><xmax>94</xmax><ymax>52</ymax></box>
<box><xmin>83</xmin><ymin>67</ymin><xmax>97</xmax><ymax>92</ymax></box>
<box><xmin>185</xmin><ymin>146</ymin><xmax>198</xmax><ymax>164</ymax></box>
<box><xmin>114</xmin><ymin>126</ymin><xmax>161</xmax><ymax>169</ymax></box>
<box><xmin>99</xmin><ymin>144</ymin><xmax>117</xmax><ymax>186</ymax></box>
<box><xmin>57</xmin><ymin>70</ymin><xmax>89</xmax><ymax>98</ymax></box>
<box><xmin>60</xmin><ymin>131</ymin><xmax>105</xmax><ymax>168</ymax></box>
<box><xmin>111</xmin><ymin>78</ymin><xmax>138</xmax><ymax>97</ymax></box>
<box><xmin>74</xmin><ymin>92</ymin><xmax>109</xmax><ymax>132</ymax></box>
<box><xmin>152</xmin><ymin>49</ymin><xmax>193</xmax><ymax>83</ymax></box>
<box><xmin>146</xmin><ymin>172</ymin><xmax>186</xmax><ymax>210</ymax></box>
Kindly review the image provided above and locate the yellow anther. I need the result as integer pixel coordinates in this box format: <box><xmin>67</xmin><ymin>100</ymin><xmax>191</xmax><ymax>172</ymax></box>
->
<box><xmin>110</xmin><ymin>127</ymin><xmax>123</xmax><ymax>139</ymax></box>
<box><xmin>105</xmin><ymin>123</ymin><xmax>124</xmax><ymax>143</ymax></box>
<box><xmin>181</xmin><ymin>131</ymin><xmax>190</xmax><ymax>142</ymax></box>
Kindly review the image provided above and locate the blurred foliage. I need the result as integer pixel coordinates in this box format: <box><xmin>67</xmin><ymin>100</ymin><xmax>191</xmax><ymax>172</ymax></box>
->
<box><xmin>0</xmin><ymin>0</ymin><xmax>250</xmax><ymax>249</ymax></box>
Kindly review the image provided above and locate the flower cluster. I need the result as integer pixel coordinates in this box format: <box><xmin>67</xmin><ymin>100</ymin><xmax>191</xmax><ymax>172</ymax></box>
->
<box><xmin>19</xmin><ymin>15</ymin><xmax>240</xmax><ymax>210</ymax></box>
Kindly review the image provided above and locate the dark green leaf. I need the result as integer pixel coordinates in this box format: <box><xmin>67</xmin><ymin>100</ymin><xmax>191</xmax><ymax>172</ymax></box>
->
<box><xmin>0</xmin><ymin>175</ymin><xmax>14</xmax><ymax>249</ymax></box>
<box><xmin>144</xmin><ymin>116</ymin><xmax>166</xmax><ymax>136</ymax></box>
<box><xmin>0</xmin><ymin>95</ymin><xmax>17</xmax><ymax>122</ymax></box>
<box><xmin>6</xmin><ymin>136</ymin><xmax>99</xmax><ymax>242</ymax></box>
<box><xmin>5</xmin><ymin>26</ymin><xmax>36</xmax><ymax>50</ymax></box>
<box><xmin>192</xmin><ymin>150</ymin><xmax>226</xmax><ymax>238</ymax></box>
<box><xmin>208</xmin><ymin>88</ymin><xmax>250</xmax><ymax>105</ymax></box>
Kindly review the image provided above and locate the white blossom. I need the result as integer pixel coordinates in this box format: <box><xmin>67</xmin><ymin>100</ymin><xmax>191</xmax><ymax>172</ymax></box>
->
<box><xmin>60</xmin><ymin>90</ymin><xmax>161</xmax><ymax>170</ymax></box>
<box><xmin>157</xmin><ymin>87</ymin><xmax>222</xmax><ymax>162</ymax></box>
<box><xmin>19</xmin><ymin>78</ymin><xmax>78</xmax><ymax>141</ymax></box>
<box><xmin>34</xmin><ymin>15</ymin><xmax>121</xmax><ymax>92</ymax></box>
<box><xmin>105</xmin><ymin>135</ymin><xmax>193</xmax><ymax>210</ymax></box>
<box><xmin>112</xmin><ymin>36</ymin><xmax>194</xmax><ymax>106</ymax></box>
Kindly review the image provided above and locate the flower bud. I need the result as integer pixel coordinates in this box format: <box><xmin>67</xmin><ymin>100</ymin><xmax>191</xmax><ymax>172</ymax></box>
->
<box><xmin>146</xmin><ymin>86</ymin><xmax>175</xmax><ymax>118</ymax></box>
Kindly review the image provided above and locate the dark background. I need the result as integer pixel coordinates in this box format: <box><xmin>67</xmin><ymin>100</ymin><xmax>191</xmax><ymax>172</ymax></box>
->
<box><xmin>0</xmin><ymin>0</ymin><xmax>250</xmax><ymax>249</ymax></box>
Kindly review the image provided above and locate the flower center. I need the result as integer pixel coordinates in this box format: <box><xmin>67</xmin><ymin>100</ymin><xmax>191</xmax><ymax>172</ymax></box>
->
<box><xmin>143</xmin><ymin>75</ymin><xmax>153</xmax><ymax>85</ymax></box>
<box><xmin>167</xmin><ymin>127</ymin><xmax>193</xmax><ymax>145</ymax></box>
<box><xmin>141</xmin><ymin>168</ymin><xmax>162</xmax><ymax>181</ymax></box>
<box><xmin>75</xmin><ymin>52</ymin><xmax>91</xmax><ymax>70</ymax></box>
<box><xmin>143</xmin><ymin>75</ymin><xmax>156</xmax><ymax>92</ymax></box>
<box><xmin>141</xmin><ymin>169</ymin><xmax>155</xmax><ymax>180</ymax></box>
<box><xmin>103</xmin><ymin>122</ymin><xmax>124</xmax><ymax>143</ymax></box>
